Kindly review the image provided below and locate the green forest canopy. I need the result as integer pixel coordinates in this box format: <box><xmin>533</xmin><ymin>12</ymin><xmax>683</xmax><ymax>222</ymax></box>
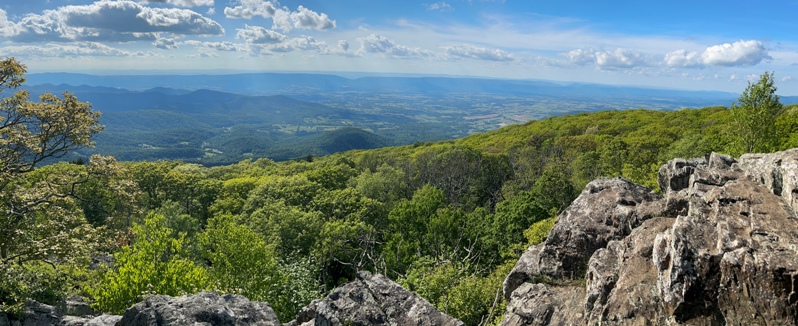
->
<box><xmin>2</xmin><ymin>61</ymin><xmax>797</xmax><ymax>325</ymax></box>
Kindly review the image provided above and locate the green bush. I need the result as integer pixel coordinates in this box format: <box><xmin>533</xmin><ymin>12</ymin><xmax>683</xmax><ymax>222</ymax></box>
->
<box><xmin>88</xmin><ymin>213</ymin><xmax>208</xmax><ymax>314</ymax></box>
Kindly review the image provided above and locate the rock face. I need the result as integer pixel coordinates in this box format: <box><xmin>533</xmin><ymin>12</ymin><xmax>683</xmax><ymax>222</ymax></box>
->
<box><xmin>501</xmin><ymin>148</ymin><xmax>798</xmax><ymax>325</ymax></box>
<box><xmin>117</xmin><ymin>291</ymin><xmax>281</xmax><ymax>326</ymax></box>
<box><xmin>503</xmin><ymin>177</ymin><xmax>663</xmax><ymax>301</ymax></box>
<box><xmin>0</xmin><ymin>300</ymin><xmax>119</xmax><ymax>326</ymax></box>
<box><xmin>288</xmin><ymin>271</ymin><xmax>464</xmax><ymax>326</ymax></box>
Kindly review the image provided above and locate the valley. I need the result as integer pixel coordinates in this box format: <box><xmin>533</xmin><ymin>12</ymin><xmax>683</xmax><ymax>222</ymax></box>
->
<box><xmin>25</xmin><ymin>73</ymin><xmax>759</xmax><ymax>165</ymax></box>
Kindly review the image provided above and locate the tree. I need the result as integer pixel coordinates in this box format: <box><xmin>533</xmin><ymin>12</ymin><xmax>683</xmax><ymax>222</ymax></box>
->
<box><xmin>730</xmin><ymin>71</ymin><xmax>784</xmax><ymax>154</ymax></box>
<box><xmin>89</xmin><ymin>213</ymin><xmax>208</xmax><ymax>314</ymax></box>
<box><xmin>0</xmin><ymin>57</ymin><xmax>111</xmax><ymax>264</ymax></box>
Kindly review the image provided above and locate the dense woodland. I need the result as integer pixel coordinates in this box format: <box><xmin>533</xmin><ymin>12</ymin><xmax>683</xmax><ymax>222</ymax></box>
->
<box><xmin>2</xmin><ymin>58</ymin><xmax>797</xmax><ymax>325</ymax></box>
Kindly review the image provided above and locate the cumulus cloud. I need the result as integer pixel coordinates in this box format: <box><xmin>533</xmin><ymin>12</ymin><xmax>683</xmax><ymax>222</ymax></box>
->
<box><xmin>225</xmin><ymin>1</ymin><xmax>334</xmax><ymax>32</ymax></box>
<box><xmin>426</xmin><ymin>2</ymin><xmax>454</xmax><ymax>11</ymax></box>
<box><xmin>701</xmin><ymin>40</ymin><xmax>770</xmax><ymax>66</ymax></box>
<box><xmin>275</xmin><ymin>35</ymin><xmax>329</xmax><ymax>53</ymax></box>
<box><xmin>236</xmin><ymin>24</ymin><xmax>286</xmax><ymax>44</ymax></box>
<box><xmin>358</xmin><ymin>34</ymin><xmax>434</xmax><ymax>59</ymax></box>
<box><xmin>562</xmin><ymin>48</ymin><xmax>594</xmax><ymax>65</ymax></box>
<box><xmin>663</xmin><ymin>49</ymin><xmax>703</xmax><ymax>68</ymax></box>
<box><xmin>271</xmin><ymin>5</ymin><xmax>335</xmax><ymax>32</ymax></box>
<box><xmin>153</xmin><ymin>37</ymin><xmax>179</xmax><ymax>49</ymax></box>
<box><xmin>595</xmin><ymin>49</ymin><xmax>647</xmax><ymax>69</ymax></box>
<box><xmin>442</xmin><ymin>44</ymin><xmax>513</xmax><ymax>61</ymax></box>
<box><xmin>338</xmin><ymin>40</ymin><xmax>349</xmax><ymax>52</ymax></box>
<box><xmin>183</xmin><ymin>40</ymin><xmax>239</xmax><ymax>51</ymax></box>
<box><xmin>139</xmin><ymin>0</ymin><xmax>214</xmax><ymax>7</ymax></box>
<box><xmin>664</xmin><ymin>40</ymin><xmax>770</xmax><ymax>68</ymax></box>
<box><xmin>5</xmin><ymin>0</ymin><xmax>223</xmax><ymax>42</ymax></box>
<box><xmin>224</xmin><ymin>0</ymin><xmax>277</xmax><ymax>19</ymax></box>
<box><xmin>0</xmin><ymin>9</ymin><xmax>17</xmax><ymax>37</ymax></box>
<box><xmin>0</xmin><ymin>42</ymin><xmax>135</xmax><ymax>58</ymax></box>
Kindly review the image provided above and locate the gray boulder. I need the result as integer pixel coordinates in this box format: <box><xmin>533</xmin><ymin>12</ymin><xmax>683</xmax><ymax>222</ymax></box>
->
<box><xmin>289</xmin><ymin>271</ymin><xmax>463</xmax><ymax>326</ymax></box>
<box><xmin>503</xmin><ymin>177</ymin><xmax>663</xmax><ymax>299</ymax></box>
<box><xmin>499</xmin><ymin>283</ymin><xmax>585</xmax><ymax>326</ymax></box>
<box><xmin>501</xmin><ymin>148</ymin><xmax>798</xmax><ymax>325</ymax></box>
<box><xmin>0</xmin><ymin>300</ymin><xmax>60</xmax><ymax>326</ymax></box>
<box><xmin>117</xmin><ymin>291</ymin><xmax>280</xmax><ymax>326</ymax></box>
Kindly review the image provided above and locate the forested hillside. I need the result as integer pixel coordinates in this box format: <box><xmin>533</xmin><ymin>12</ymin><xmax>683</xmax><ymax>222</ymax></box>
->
<box><xmin>3</xmin><ymin>59</ymin><xmax>798</xmax><ymax>325</ymax></box>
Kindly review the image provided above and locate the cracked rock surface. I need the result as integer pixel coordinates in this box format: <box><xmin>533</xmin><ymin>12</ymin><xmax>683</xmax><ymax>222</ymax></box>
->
<box><xmin>501</xmin><ymin>148</ymin><xmax>798</xmax><ymax>325</ymax></box>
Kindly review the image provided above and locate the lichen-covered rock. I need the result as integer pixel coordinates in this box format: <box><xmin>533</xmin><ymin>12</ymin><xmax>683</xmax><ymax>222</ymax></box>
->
<box><xmin>654</xmin><ymin>178</ymin><xmax>798</xmax><ymax>324</ymax></box>
<box><xmin>58</xmin><ymin>314</ymin><xmax>122</xmax><ymax>326</ymax></box>
<box><xmin>117</xmin><ymin>291</ymin><xmax>280</xmax><ymax>326</ymax></box>
<box><xmin>0</xmin><ymin>300</ymin><xmax>61</xmax><ymax>326</ymax></box>
<box><xmin>499</xmin><ymin>283</ymin><xmax>585</xmax><ymax>326</ymax></box>
<box><xmin>501</xmin><ymin>148</ymin><xmax>798</xmax><ymax>325</ymax></box>
<box><xmin>736</xmin><ymin>148</ymin><xmax>798</xmax><ymax>214</ymax></box>
<box><xmin>503</xmin><ymin>177</ymin><xmax>663</xmax><ymax>300</ymax></box>
<box><xmin>289</xmin><ymin>271</ymin><xmax>463</xmax><ymax>326</ymax></box>
<box><xmin>584</xmin><ymin>217</ymin><xmax>674</xmax><ymax>325</ymax></box>
<box><xmin>58</xmin><ymin>296</ymin><xmax>95</xmax><ymax>318</ymax></box>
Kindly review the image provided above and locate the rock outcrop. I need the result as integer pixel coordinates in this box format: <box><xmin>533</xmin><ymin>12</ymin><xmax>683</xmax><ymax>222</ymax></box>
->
<box><xmin>116</xmin><ymin>291</ymin><xmax>281</xmax><ymax>326</ymax></box>
<box><xmin>503</xmin><ymin>177</ymin><xmax>663</xmax><ymax>301</ymax></box>
<box><xmin>288</xmin><ymin>271</ymin><xmax>464</xmax><ymax>326</ymax></box>
<box><xmin>501</xmin><ymin>148</ymin><xmax>798</xmax><ymax>325</ymax></box>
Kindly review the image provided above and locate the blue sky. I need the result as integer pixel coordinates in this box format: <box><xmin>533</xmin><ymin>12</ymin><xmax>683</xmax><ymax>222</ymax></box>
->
<box><xmin>2</xmin><ymin>0</ymin><xmax>797</xmax><ymax>94</ymax></box>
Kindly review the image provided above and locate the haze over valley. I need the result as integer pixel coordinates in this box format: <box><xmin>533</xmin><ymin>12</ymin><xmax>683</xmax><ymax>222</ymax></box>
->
<box><xmin>27</xmin><ymin>72</ymin><xmax>793</xmax><ymax>164</ymax></box>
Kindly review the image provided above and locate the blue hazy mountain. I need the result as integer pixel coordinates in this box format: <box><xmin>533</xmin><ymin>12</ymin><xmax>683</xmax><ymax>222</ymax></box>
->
<box><xmin>26</xmin><ymin>72</ymin><xmax>753</xmax><ymax>106</ymax></box>
<box><xmin>25</xmin><ymin>73</ymin><xmax>797</xmax><ymax>164</ymax></box>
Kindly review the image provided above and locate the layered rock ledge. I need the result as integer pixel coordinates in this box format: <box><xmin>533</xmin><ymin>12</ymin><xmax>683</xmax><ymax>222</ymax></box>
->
<box><xmin>501</xmin><ymin>148</ymin><xmax>798</xmax><ymax>325</ymax></box>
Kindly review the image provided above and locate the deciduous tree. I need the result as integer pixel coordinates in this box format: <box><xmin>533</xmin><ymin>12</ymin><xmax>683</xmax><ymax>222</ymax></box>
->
<box><xmin>730</xmin><ymin>71</ymin><xmax>784</xmax><ymax>154</ymax></box>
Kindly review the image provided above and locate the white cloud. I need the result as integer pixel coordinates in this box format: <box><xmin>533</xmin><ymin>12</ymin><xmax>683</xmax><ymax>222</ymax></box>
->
<box><xmin>188</xmin><ymin>50</ymin><xmax>219</xmax><ymax>58</ymax></box>
<box><xmin>358</xmin><ymin>34</ymin><xmax>434</xmax><ymax>59</ymax></box>
<box><xmin>183</xmin><ymin>40</ymin><xmax>239</xmax><ymax>51</ymax></box>
<box><xmin>663</xmin><ymin>49</ymin><xmax>703</xmax><ymax>68</ymax></box>
<box><xmin>0</xmin><ymin>9</ymin><xmax>17</xmax><ymax>37</ymax></box>
<box><xmin>139</xmin><ymin>0</ymin><xmax>214</xmax><ymax>7</ymax></box>
<box><xmin>236</xmin><ymin>24</ymin><xmax>286</xmax><ymax>44</ymax></box>
<box><xmin>595</xmin><ymin>48</ymin><xmax>647</xmax><ymax>69</ymax></box>
<box><xmin>224</xmin><ymin>0</ymin><xmax>277</xmax><ymax>19</ymax></box>
<box><xmin>280</xmin><ymin>35</ymin><xmax>329</xmax><ymax>53</ymax></box>
<box><xmin>442</xmin><ymin>44</ymin><xmax>513</xmax><ymax>61</ymax></box>
<box><xmin>665</xmin><ymin>40</ymin><xmax>771</xmax><ymax>68</ymax></box>
<box><xmin>426</xmin><ymin>2</ymin><xmax>454</xmax><ymax>12</ymax></box>
<box><xmin>6</xmin><ymin>0</ymin><xmax>222</xmax><ymax>42</ymax></box>
<box><xmin>224</xmin><ymin>1</ymin><xmax>334</xmax><ymax>32</ymax></box>
<box><xmin>272</xmin><ymin>5</ymin><xmax>335</xmax><ymax>32</ymax></box>
<box><xmin>338</xmin><ymin>40</ymin><xmax>349</xmax><ymax>52</ymax></box>
<box><xmin>783</xmin><ymin>76</ymin><xmax>793</xmax><ymax>82</ymax></box>
<box><xmin>153</xmin><ymin>37</ymin><xmax>179</xmax><ymax>49</ymax></box>
<box><xmin>701</xmin><ymin>40</ymin><xmax>770</xmax><ymax>67</ymax></box>
<box><xmin>563</xmin><ymin>48</ymin><xmax>595</xmax><ymax>65</ymax></box>
<box><xmin>206</xmin><ymin>7</ymin><xmax>215</xmax><ymax>15</ymax></box>
<box><xmin>0</xmin><ymin>42</ymin><xmax>134</xmax><ymax>58</ymax></box>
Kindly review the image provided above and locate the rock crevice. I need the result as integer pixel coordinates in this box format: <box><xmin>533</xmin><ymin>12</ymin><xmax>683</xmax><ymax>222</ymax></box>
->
<box><xmin>501</xmin><ymin>148</ymin><xmax>798</xmax><ymax>325</ymax></box>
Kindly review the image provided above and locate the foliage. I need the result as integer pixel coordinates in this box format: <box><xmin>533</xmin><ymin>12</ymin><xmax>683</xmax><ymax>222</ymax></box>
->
<box><xmin>0</xmin><ymin>57</ymin><xmax>114</xmax><ymax>268</ymax></box>
<box><xmin>730</xmin><ymin>71</ymin><xmax>785</xmax><ymax>154</ymax></box>
<box><xmin>524</xmin><ymin>217</ymin><xmax>557</xmax><ymax>246</ymax></box>
<box><xmin>88</xmin><ymin>213</ymin><xmax>208</xmax><ymax>314</ymax></box>
<box><xmin>8</xmin><ymin>60</ymin><xmax>798</xmax><ymax>324</ymax></box>
<box><xmin>198</xmin><ymin>214</ymin><xmax>301</xmax><ymax>321</ymax></box>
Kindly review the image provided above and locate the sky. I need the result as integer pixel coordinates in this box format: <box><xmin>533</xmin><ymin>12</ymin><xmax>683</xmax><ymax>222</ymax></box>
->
<box><xmin>1</xmin><ymin>0</ymin><xmax>798</xmax><ymax>94</ymax></box>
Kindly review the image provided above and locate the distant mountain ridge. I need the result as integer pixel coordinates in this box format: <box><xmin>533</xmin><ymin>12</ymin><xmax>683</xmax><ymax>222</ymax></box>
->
<box><xmin>26</xmin><ymin>72</ymin><xmax>757</xmax><ymax>105</ymax></box>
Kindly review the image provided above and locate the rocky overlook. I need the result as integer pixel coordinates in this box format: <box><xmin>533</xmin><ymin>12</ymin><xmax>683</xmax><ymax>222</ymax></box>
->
<box><xmin>501</xmin><ymin>148</ymin><xmax>798</xmax><ymax>325</ymax></box>
<box><xmin>5</xmin><ymin>149</ymin><xmax>798</xmax><ymax>326</ymax></box>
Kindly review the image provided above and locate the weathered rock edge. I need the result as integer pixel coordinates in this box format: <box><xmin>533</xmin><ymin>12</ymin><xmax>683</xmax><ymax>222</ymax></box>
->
<box><xmin>500</xmin><ymin>148</ymin><xmax>798</xmax><ymax>325</ymax></box>
<box><xmin>287</xmin><ymin>271</ymin><xmax>464</xmax><ymax>326</ymax></box>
